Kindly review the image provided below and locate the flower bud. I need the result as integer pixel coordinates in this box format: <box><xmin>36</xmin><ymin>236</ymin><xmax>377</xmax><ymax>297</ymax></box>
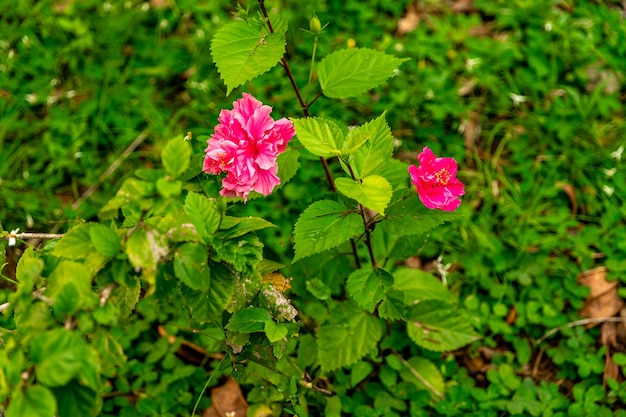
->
<box><xmin>309</xmin><ymin>12</ymin><xmax>322</xmax><ymax>34</ymax></box>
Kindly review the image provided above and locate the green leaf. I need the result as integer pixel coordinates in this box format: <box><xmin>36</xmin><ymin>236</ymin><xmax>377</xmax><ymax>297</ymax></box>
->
<box><xmin>174</xmin><ymin>242</ymin><xmax>210</xmax><ymax>291</ymax></box>
<box><xmin>51</xmin><ymin>383</ymin><xmax>98</xmax><ymax>417</ymax></box>
<box><xmin>53</xmin><ymin>223</ymin><xmax>92</xmax><ymax>259</ymax></box>
<box><xmin>30</xmin><ymin>329</ymin><xmax>92</xmax><ymax>387</ymax></box>
<box><xmin>162</xmin><ymin>138</ymin><xmax>191</xmax><ymax>179</ymax></box>
<box><xmin>335</xmin><ymin>175</ymin><xmax>393</xmax><ymax>216</ymax></box>
<box><xmin>125</xmin><ymin>228</ymin><xmax>168</xmax><ymax>287</ymax></box>
<box><xmin>393</xmin><ymin>268</ymin><xmax>457</xmax><ymax>305</ymax></box>
<box><xmin>407</xmin><ymin>300</ymin><xmax>480</xmax><ymax>351</ymax></box>
<box><xmin>380</xmin><ymin>159</ymin><xmax>410</xmax><ymax>190</ymax></box>
<box><xmin>378</xmin><ymin>289</ymin><xmax>406</xmax><ymax>321</ymax></box>
<box><xmin>15</xmin><ymin>246</ymin><xmax>43</xmax><ymax>296</ymax></box>
<box><xmin>292</xmin><ymin>117</ymin><xmax>344</xmax><ymax>158</ymax></box>
<box><xmin>342</xmin><ymin>111</ymin><xmax>387</xmax><ymax>155</ymax></box>
<box><xmin>398</xmin><ymin>356</ymin><xmax>445</xmax><ymax>398</ymax></box>
<box><xmin>317</xmin><ymin>302</ymin><xmax>382</xmax><ymax>373</ymax></box>
<box><xmin>184</xmin><ymin>192</ymin><xmax>221</xmax><ymax>243</ymax></box>
<box><xmin>306</xmin><ymin>278</ymin><xmax>332</xmax><ymax>301</ymax></box>
<box><xmin>112</xmin><ymin>278</ymin><xmax>141</xmax><ymax>319</ymax></box>
<box><xmin>183</xmin><ymin>263</ymin><xmax>234</xmax><ymax>324</ymax></box>
<box><xmin>264</xmin><ymin>320</ymin><xmax>288</xmax><ymax>343</ymax></box>
<box><xmin>89</xmin><ymin>224</ymin><xmax>121</xmax><ymax>258</ymax></box>
<box><xmin>211</xmin><ymin>21</ymin><xmax>286</xmax><ymax>95</ymax></box>
<box><xmin>218</xmin><ymin>216</ymin><xmax>275</xmax><ymax>240</ymax></box>
<box><xmin>351</xmin><ymin>113</ymin><xmax>394</xmax><ymax>178</ymax></box>
<box><xmin>226</xmin><ymin>307</ymin><xmax>273</xmax><ymax>333</ymax></box>
<box><xmin>293</xmin><ymin>200</ymin><xmax>362</xmax><ymax>262</ymax></box>
<box><xmin>46</xmin><ymin>261</ymin><xmax>97</xmax><ymax>315</ymax></box>
<box><xmin>318</xmin><ymin>48</ymin><xmax>408</xmax><ymax>98</ymax></box>
<box><xmin>156</xmin><ymin>177</ymin><xmax>182</xmax><ymax>198</ymax></box>
<box><xmin>380</xmin><ymin>190</ymin><xmax>461</xmax><ymax>238</ymax></box>
<box><xmin>276</xmin><ymin>148</ymin><xmax>300</xmax><ymax>186</ymax></box>
<box><xmin>6</xmin><ymin>385</ymin><xmax>57</xmax><ymax>417</ymax></box>
<box><xmin>346</xmin><ymin>268</ymin><xmax>393</xmax><ymax>312</ymax></box>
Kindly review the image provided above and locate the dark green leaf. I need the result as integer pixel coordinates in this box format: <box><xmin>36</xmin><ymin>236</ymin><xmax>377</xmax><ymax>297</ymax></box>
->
<box><xmin>346</xmin><ymin>268</ymin><xmax>393</xmax><ymax>312</ymax></box>
<box><xmin>184</xmin><ymin>192</ymin><xmax>221</xmax><ymax>243</ymax></box>
<box><xmin>30</xmin><ymin>329</ymin><xmax>92</xmax><ymax>387</ymax></box>
<box><xmin>52</xmin><ymin>383</ymin><xmax>98</xmax><ymax>417</ymax></box>
<box><xmin>293</xmin><ymin>200</ymin><xmax>362</xmax><ymax>262</ymax></box>
<box><xmin>174</xmin><ymin>242</ymin><xmax>210</xmax><ymax>291</ymax></box>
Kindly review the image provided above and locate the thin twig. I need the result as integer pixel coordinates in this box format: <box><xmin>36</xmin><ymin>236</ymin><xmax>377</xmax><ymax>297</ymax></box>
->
<box><xmin>396</xmin><ymin>353</ymin><xmax>444</xmax><ymax>399</ymax></box>
<box><xmin>9</xmin><ymin>232</ymin><xmax>64</xmax><ymax>240</ymax></box>
<box><xmin>71</xmin><ymin>129</ymin><xmax>149</xmax><ymax>211</ymax></box>
<box><xmin>535</xmin><ymin>317</ymin><xmax>626</xmax><ymax>345</ymax></box>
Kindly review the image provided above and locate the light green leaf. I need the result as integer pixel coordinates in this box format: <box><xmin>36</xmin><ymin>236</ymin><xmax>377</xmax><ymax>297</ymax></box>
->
<box><xmin>226</xmin><ymin>307</ymin><xmax>273</xmax><ymax>333</ymax></box>
<box><xmin>218</xmin><ymin>216</ymin><xmax>275</xmax><ymax>240</ymax></box>
<box><xmin>211</xmin><ymin>21</ymin><xmax>286</xmax><ymax>95</ymax></box>
<box><xmin>398</xmin><ymin>356</ymin><xmax>445</xmax><ymax>398</ymax></box>
<box><xmin>394</xmin><ymin>268</ymin><xmax>457</xmax><ymax>305</ymax></box>
<box><xmin>125</xmin><ymin>229</ymin><xmax>168</xmax><ymax>288</ymax></box>
<box><xmin>276</xmin><ymin>148</ymin><xmax>300</xmax><ymax>186</ymax></box>
<box><xmin>346</xmin><ymin>268</ymin><xmax>393</xmax><ymax>312</ymax></box>
<box><xmin>335</xmin><ymin>175</ymin><xmax>393</xmax><ymax>216</ymax></box>
<box><xmin>15</xmin><ymin>246</ymin><xmax>43</xmax><ymax>295</ymax></box>
<box><xmin>351</xmin><ymin>113</ymin><xmax>394</xmax><ymax>178</ymax></box>
<box><xmin>293</xmin><ymin>200</ymin><xmax>362</xmax><ymax>262</ymax></box>
<box><xmin>407</xmin><ymin>300</ymin><xmax>480</xmax><ymax>351</ymax></box>
<box><xmin>317</xmin><ymin>302</ymin><xmax>382</xmax><ymax>373</ymax></box>
<box><xmin>318</xmin><ymin>48</ymin><xmax>408</xmax><ymax>98</ymax></box>
<box><xmin>162</xmin><ymin>138</ymin><xmax>191</xmax><ymax>179</ymax></box>
<box><xmin>89</xmin><ymin>224</ymin><xmax>121</xmax><ymax>258</ymax></box>
<box><xmin>6</xmin><ymin>385</ymin><xmax>57</xmax><ymax>417</ymax></box>
<box><xmin>53</xmin><ymin>223</ymin><xmax>92</xmax><ymax>259</ymax></box>
<box><xmin>264</xmin><ymin>321</ymin><xmax>288</xmax><ymax>343</ymax></box>
<box><xmin>380</xmin><ymin>190</ymin><xmax>461</xmax><ymax>238</ymax></box>
<box><xmin>30</xmin><ymin>329</ymin><xmax>92</xmax><ymax>387</ymax></box>
<box><xmin>184</xmin><ymin>192</ymin><xmax>221</xmax><ymax>243</ymax></box>
<box><xmin>46</xmin><ymin>261</ymin><xmax>97</xmax><ymax>315</ymax></box>
<box><xmin>292</xmin><ymin>117</ymin><xmax>344</xmax><ymax>158</ymax></box>
<box><xmin>174</xmin><ymin>243</ymin><xmax>210</xmax><ymax>291</ymax></box>
<box><xmin>112</xmin><ymin>278</ymin><xmax>141</xmax><ymax>319</ymax></box>
<box><xmin>342</xmin><ymin>111</ymin><xmax>388</xmax><ymax>156</ymax></box>
<box><xmin>156</xmin><ymin>177</ymin><xmax>182</xmax><ymax>198</ymax></box>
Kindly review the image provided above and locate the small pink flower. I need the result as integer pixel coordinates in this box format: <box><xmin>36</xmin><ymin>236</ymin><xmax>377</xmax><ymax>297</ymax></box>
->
<box><xmin>203</xmin><ymin>93</ymin><xmax>295</xmax><ymax>201</ymax></box>
<box><xmin>408</xmin><ymin>146</ymin><xmax>465</xmax><ymax>212</ymax></box>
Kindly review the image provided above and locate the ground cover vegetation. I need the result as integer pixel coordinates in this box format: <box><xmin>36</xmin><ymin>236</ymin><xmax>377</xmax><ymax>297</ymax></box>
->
<box><xmin>1</xmin><ymin>0</ymin><xmax>626</xmax><ymax>416</ymax></box>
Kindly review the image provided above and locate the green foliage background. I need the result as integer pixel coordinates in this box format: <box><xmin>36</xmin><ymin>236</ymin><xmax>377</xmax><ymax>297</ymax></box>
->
<box><xmin>1</xmin><ymin>0</ymin><xmax>626</xmax><ymax>416</ymax></box>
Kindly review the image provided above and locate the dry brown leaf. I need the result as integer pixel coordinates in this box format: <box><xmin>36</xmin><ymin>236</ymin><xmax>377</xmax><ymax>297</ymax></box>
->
<box><xmin>262</xmin><ymin>272</ymin><xmax>292</xmax><ymax>293</ymax></box>
<box><xmin>397</xmin><ymin>3</ymin><xmax>423</xmax><ymax>35</ymax></box>
<box><xmin>202</xmin><ymin>378</ymin><xmax>248</xmax><ymax>417</ymax></box>
<box><xmin>459</xmin><ymin>111</ymin><xmax>481</xmax><ymax>152</ymax></box>
<box><xmin>577</xmin><ymin>266</ymin><xmax>624</xmax><ymax>321</ymax></box>
<box><xmin>600</xmin><ymin>321</ymin><xmax>619</xmax><ymax>349</ymax></box>
<box><xmin>603</xmin><ymin>351</ymin><xmax>621</xmax><ymax>385</ymax></box>
<box><xmin>556</xmin><ymin>182</ymin><xmax>578</xmax><ymax>214</ymax></box>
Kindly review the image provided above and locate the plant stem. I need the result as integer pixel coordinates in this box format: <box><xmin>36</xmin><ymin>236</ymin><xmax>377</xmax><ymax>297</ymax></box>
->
<box><xmin>305</xmin><ymin>34</ymin><xmax>318</xmax><ymax>104</ymax></box>
<box><xmin>257</xmin><ymin>0</ymin><xmax>336</xmax><ymax>192</ymax></box>
<box><xmin>346</xmin><ymin>162</ymin><xmax>377</xmax><ymax>270</ymax></box>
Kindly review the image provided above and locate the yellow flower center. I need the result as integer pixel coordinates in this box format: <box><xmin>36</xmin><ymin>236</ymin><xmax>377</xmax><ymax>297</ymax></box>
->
<box><xmin>435</xmin><ymin>168</ymin><xmax>451</xmax><ymax>185</ymax></box>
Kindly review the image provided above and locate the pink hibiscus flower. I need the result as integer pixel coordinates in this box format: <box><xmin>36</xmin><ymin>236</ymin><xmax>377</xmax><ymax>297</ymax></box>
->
<box><xmin>408</xmin><ymin>146</ymin><xmax>465</xmax><ymax>212</ymax></box>
<box><xmin>203</xmin><ymin>93</ymin><xmax>295</xmax><ymax>201</ymax></box>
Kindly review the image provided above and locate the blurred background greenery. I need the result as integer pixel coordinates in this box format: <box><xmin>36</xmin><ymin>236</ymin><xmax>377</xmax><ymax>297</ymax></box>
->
<box><xmin>1</xmin><ymin>0</ymin><xmax>626</xmax><ymax>414</ymax></box>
